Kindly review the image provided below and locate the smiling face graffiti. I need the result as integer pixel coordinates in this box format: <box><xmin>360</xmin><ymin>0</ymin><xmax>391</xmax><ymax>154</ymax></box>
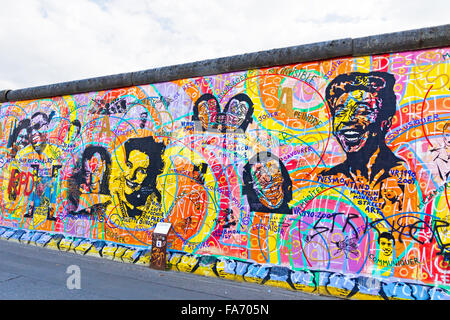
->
<box><xmin>124</xmin><ymin>149</ymin><xmax>150</xmax><ymax>195</ymax></box>
<box><xmin>30</xmin><ymin>112</ymin><xmax>49</xmax><ymax>153</ymax></box>
<box><xmin>326</xmin><ymin>72</ymin><xmax>396</xmax><ymax>156</ymax></box>
<box><xmin>378</xmin><ymin>232</ymin><xmax>395</xmax><ymax>259</ymax></box>
<box><xmin>114</xmin><ymin>136</ymin><xmax>166</xmax><ymax>218</ymax></box>
<box><xmin>380</xmin><ymin>238</ymin><xmax>393</xmax><ymax>257</ymax></box>
<box><xmin>333</xmin><ymin>89</ymin><xmax>382</xmax><ymax>153</ymax></box>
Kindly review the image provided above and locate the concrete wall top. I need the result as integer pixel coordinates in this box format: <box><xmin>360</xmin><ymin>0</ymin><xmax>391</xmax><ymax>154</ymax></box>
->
<box><xmin>1</xmin><ymin>24</ymin><xmax>449</xmax><ymax>103</ymax></box>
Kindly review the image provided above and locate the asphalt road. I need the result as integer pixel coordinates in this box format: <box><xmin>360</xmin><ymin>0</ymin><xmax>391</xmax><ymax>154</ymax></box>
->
<box><xmin>0</xmin><ymin>239</ymin><xmax>336</xmax><ymax>301</ymax></box>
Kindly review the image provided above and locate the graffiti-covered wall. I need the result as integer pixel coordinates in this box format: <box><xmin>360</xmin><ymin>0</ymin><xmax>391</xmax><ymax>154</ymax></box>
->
<box><xmin>1</xmin><ymin>46</ymin><xmax>450</xmax><ymax>299</ymax></box>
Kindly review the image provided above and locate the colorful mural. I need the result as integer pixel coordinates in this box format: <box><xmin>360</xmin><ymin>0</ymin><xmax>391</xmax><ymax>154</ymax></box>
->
<box><xmin>0</xmin><ymin>46</ymin><xmax>449</xmax><ymax>299</ymax></box>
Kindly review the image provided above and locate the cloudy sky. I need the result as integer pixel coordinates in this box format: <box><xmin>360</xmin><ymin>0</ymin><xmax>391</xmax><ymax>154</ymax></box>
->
<box><xmin>0</xmin><ymin>0</ymin><xmax>448</xmax><ymax>90</ymax></box>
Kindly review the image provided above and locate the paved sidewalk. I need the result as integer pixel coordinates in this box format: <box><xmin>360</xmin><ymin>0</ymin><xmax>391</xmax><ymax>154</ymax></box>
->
<box><xmin>0</xmin><ymin>239</ymin><xmax>337</xmax><ymax>300</ymax></box>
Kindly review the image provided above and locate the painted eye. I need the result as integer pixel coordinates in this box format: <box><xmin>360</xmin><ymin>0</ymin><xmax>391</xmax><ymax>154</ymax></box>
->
<box><xmin>335</xmin><ymin>107</ymin><xmax>347</xmax><ymax>117</ymax></box>
<box><xmin>126</xmin><ymin>161</ymin><xmax>132</xmax><ymax>168</ymax></box>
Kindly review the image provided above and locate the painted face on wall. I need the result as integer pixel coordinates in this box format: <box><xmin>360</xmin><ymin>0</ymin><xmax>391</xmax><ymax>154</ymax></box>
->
<box><xmin>124</xmin><ymin>150</ymin><xmax>150</xmax><ymax>195</ymax></box>
<box><xmin>225</xmin><ymin>98</ymin><xmax>249</xmax><ymax>131</ymax></box>
<box><xmin>16</xmin><ymin>128</ymin><xmax>29</xmax><ymax>149</ymax></box>
<box><xmin>332</xmin><ymin>90</ymin><xmax>382</xmax><ymax>153</ymax></box>
<box><xmin>198</xmin><ymin>98</ymin><xmax>219</xmax><ymax>129</ymax></box>
<box><xmin>30</xmin><ymin>114</ymin><xmax>49</xmax><ymax>151</ymax></box>
<box><xmin>67</xmin><ymin>123</ymin><xmax>80</xmax><ymax>143</ymax></box>
<box><xmin>84</xmin><ymin>152</ymin><xmax>105</xmax><ymax>193</ymax></box>
<box><xmin>251</xmin><ymin>159</ymin><xmax>284</xmax><ymax>209</ymax></box>
<box><xmin>139</xmin><ymin>112</ymin><xmax>148</xmax><ymax>129</ymax></box>
<box><xmin>379</xmin><ymin>237</ymin><xmax>394</xmax><ymax>258</ymax></box>
<box><xmin>67</xmin><ymin>125</ymin><xmax>76</xmax><ymax>141</ymax></box>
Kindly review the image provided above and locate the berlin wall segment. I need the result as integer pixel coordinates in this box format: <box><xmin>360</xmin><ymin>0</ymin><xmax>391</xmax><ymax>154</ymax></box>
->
<box><xmin>0</xmin><ymin>25</ymin><xmax>449</xmax><ymax>300</ymax></box>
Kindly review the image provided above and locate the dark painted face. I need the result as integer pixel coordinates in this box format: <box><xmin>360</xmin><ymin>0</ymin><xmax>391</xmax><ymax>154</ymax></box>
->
<box><xmin>225</xmin><ymin>98</ymin><xmax>249</xmax><ymax>131</ymax></box>
<box><xmin>198</xmin><ymin>98</ymin><xmax>219</xmax><ymax>129</ymax></box>
<box><xmin>67</xmin><ymin>123</ymin><xmax>80</xmax><ymax>142</ymax></box>
<box><xmin>16</xmin><ymin>128</ymin><xmax>29</xmax><ymax>149</ymax></box>
<box><xmin>138</xmin><ymin>112</ymin><xmax>148</xmax><ymax>129</ymax></box>
<box><xmin>251</xmin><ymin>159</ymin><xmax>284</xmax><ymax>209</ymax></box>
<box><xmin>332</xmin><ymin>90</ymin><xmax>382</xmax><ymax>153</ymax></box>
<box><xmin>30</xmin><ymin>114</ymin><xmax>49</xmax><ymax>151</ymax></box>
<box><xmin>84</xmin><ymin>152</ymin><xmax>105</xmax><ymax>193</ymax></box>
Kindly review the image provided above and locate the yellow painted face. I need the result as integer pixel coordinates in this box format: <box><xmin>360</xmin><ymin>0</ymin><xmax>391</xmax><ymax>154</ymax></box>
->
<box><xmin>379</xmin><ymin>238</ymin><xmax>394</xmax><ymax>258</ymax></box>
<box><xmin>333</xmin><ymin>90</ymin><xmax>381</xmax><ymax>153</ymax></box>
<box><xmin>124</xmin><ymin>150</ymin><xmax>150</xmax><ymax>195</ymax></box>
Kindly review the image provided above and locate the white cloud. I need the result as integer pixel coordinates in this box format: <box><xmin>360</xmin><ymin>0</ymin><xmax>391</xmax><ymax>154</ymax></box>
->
<box><xmin>0</xmin><ymin>0</ymin><xmax>448</xmax><ymax>90</ymax></box>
